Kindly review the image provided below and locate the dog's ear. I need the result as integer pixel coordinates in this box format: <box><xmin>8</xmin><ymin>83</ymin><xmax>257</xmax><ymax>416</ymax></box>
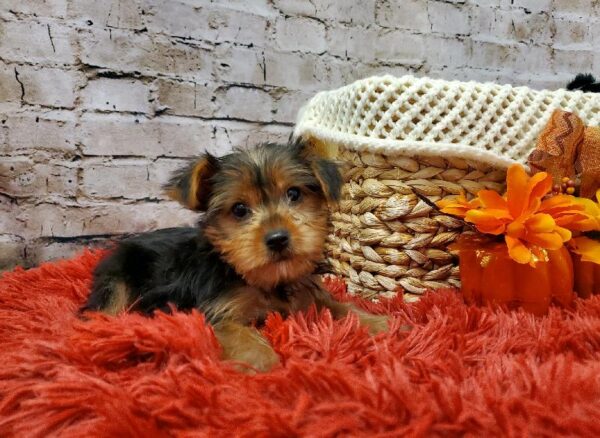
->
<box><xmin>311</xmin><ymin>157</ymin><xmax>343</xmax><ymax>203</ymax></box>
<box><xmin>164</xmin><ymin>154</ymin><xmax>219</xmax><ymax>211</ymax></box>
<box><xmin>293</xmin><ymin>138</ymin><xmax>343</xmax><ymax>204</ymax></box>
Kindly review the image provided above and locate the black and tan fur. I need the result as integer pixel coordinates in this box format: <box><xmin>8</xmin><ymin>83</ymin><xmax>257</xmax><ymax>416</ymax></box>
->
<box><xmin>82</xmin><ymin>141</ymin><xmax>389</xmax><ymax>372</ymax></box>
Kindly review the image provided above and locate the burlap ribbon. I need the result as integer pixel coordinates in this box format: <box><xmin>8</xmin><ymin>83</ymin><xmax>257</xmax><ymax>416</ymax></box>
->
<box><xmin>528</xmin><ymin>109</ymin><xmax>600</xmax><ymax>199</ymax></box>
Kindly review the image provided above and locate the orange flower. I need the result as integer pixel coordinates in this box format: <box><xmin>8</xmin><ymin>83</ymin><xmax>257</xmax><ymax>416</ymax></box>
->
<box><xmin>437</xmin><ymin>164</ymin><xmax>595</xmax><ymax>265</ymax></box>
<box><xmin>539</xmin><ymin>192</ymin><xmax>599</xmax><ymax>232</ymax></box>
<box><xmin>570</xmin><ymin>236</ymin><xmax>600</xmax><ymax>264</ymax></box>
<box><xmin>568</xmin><ymin>190</ymin><xmax>600</xmax><ymax>264</ymax></box>
<box><xmin>436</xmin><ymin>193</ymin><xmax>480</xmax><ymax>217</ymax></box>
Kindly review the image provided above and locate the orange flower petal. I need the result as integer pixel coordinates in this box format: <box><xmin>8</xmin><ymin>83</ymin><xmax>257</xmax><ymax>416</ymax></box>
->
<box><xmin>477</xmin><ymin>190</ymin><xmax>508</xmax><ymax>210</ymax></box>
<box><xmin>525</xmin><ymin>213</ymin><xmax>556</xmax><ymax>233</ymax></box>
<box><xmin>506</xmin><ymin>221</ymin><xmax>526</xmax><ymax>238</ymax></box>
<box><xmin>525</xmin><ymin>231</ymin><xmax>566</xmax><ymax>250</ymax></box>
<box><xmin>555</xmin><ymin>226</ymin><xmax>572</xmax><ymax>242</ymax></box>
<box><xmin>506</xmin><ymin>164</ymin><xmax>529</xmax><ymax>218</ymax></box>
<box><xmin>527</xmin><ymin>173</ymin><xmax>553</xmax><ymax>211</ymax></box>
<box><xmin>506</xmin><ymin>164</ymin><xmax>552</xmax><ymax>218</ymax></box>
<box><xmin>506</xmin><ymin>235</ymin><xmax>532</xmax><ymax>264</ymax></box>
<box><xmin>571</xmin><ymin>236</ymin><xmax>600</xmax><ymax>264</ymax></box>
<box><xmin>465</xmin><ymin>210</ymin><xmax>508</xmax><ymax>234</ymax></box>
<box><xmin>437</xmin><ymin>194</ymin><xmax>477</xmax><ymax>218</ymax></box>
<box><xmin>540</xmin><ymin>194</ymin><xmax>598</xmax><ymax>231</ymax></box>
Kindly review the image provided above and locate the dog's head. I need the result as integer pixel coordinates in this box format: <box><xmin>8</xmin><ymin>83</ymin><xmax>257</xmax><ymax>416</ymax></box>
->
<box><xmin>164</xmin><ymin>140</ymin><xmax>342</xmax><ymax>289</ymax></box>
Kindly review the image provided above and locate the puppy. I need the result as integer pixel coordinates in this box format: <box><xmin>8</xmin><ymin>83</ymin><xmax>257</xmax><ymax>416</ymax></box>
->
<box><xmin>82</xmin><ymin>141</ymin><xmax>390</xmax><ymax>372</ymax></box>
<box><xmin>566</xmin><ymin>73</ymin><xmax>600</xmax><ymax>92</ymax></box>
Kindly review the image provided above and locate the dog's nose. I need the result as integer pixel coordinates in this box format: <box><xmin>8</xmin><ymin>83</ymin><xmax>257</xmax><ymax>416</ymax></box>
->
<box><xmin>265</xmin><ymin>230</ymin><xmax>290</xmax><ymax>252</ymax></box>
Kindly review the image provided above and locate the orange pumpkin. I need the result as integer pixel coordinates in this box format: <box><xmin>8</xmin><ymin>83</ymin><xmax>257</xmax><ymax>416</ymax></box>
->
<box><xmin>451</xmin><ymin>234</ymin><xmax>575</xmax><ymax>315</ymax></box>
<box><xmin>572</xmin><ymin>253</ymin><xmax>600</xmax><ymax>298</ymax></box>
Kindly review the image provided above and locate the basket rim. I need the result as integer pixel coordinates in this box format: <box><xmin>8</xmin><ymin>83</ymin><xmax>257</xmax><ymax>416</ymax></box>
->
<box><xmin>295</xmin><ymin>124</ymin><xmax>523</xmax><ymax>170</ymax></box>
<box><xmin>293</xmin><ymin>74</ymin><xmax>600</xmax><ymax>170</ymax></box>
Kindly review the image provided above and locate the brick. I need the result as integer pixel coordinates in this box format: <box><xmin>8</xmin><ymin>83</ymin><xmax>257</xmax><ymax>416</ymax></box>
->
<box><xmin>0</xmin><ymin>21</ymin><xmax>75</xmax><ymax>65</ymax></box>
<box><xmin>272</xmin><ymin>0</ymin><xmax>316</xmax><ymax>16</ymax></box>
<box><xmin>0</xmin><ymin>125</ymin><xmax>7</xmax><ymax>148</ymax></box>
<box><xmin>471</xmin><ymin>7</ymin><xmax>513</xmax><ymax>42</ymax></box>
<box><xmin>374</xmin><ymin>31</ymin><xmax>425</xmax><ymax>65</ymax></box>
<box><xmin>212</xmin><ymin>0</ymin><xmax>275</xmax><ymax>17</ymax></box>
<box><xmin>25</xmin><ymin>239</ymin><xmax>107</xmax><ymax>267</ymax></box>
<box><xmin>263</xmin><ymin>51</ymin><xmax>319</xmax><ymax>89</ymax></box>
<box><xmin>553</xmin><ymin>17</ymin><xmax>590</xmax><ymax>49</ymax></box>
<box><xmin>17</xmin><ymin>202</ymin><xmax>198</xmax><ymax>238</ymax></box>
<box><xmin>82</xmin><ymin>78</ymin><xmax>150</xmax><ymax>113</ymax></box>
<box><xmin>2</xmin><ymin>112</ymin><xmax>76</xmax><ymax>153</ymax></box>
<box><xmin>525</xmin><ymin>74</ymin><xmax>573</xmax><ymax>91</ymax></box>
<box><xmin>312</xmin><ymin>0</ymin><xmax>377</xmax><ymax>25</ymax></box>
<box><xmin>512</xmin><ymin>0</ymin><xmax>553</xmax><ymax>12</ymax></box>
<box><xmin>554</xmin><ymin>0</ymin><xmax>594</xmax><ymax>16</ymax></box>
<box><xmin>355</xmin><ymin>63</ymin><xmax>412</xmax><ymax>80</ymax></box>
<box><xmin>0</xmin><ymin>65</ymin><xmax>21</xmax><ymax>103</ymax></box>
<box><xmin>0</xmin><ymin>234</ymin><xmax>25</xmax><ymax>271</ymax></box>
<box><xmin>553</xmin><ymin>49</ymin><xmax>593</xmax><ymax>73</ymax></box>
<box><xmin>148</xmin><ymin>158</ymin><xmax>189</xmax><ymax>193</ymax></box>
<box><xmin>425</xmin><ymin>36</ymin><xmax>470</xmax><ymax>68</ymax></box>
<box><xmin>79</xmin><ymin>113</ymin><xmax>214</xmax><ymax>157</ymax></box>
<box><xmin>0</xmin><ymin>158</ymin><xmax>77</xmax><ymax>197</ymax></box>
<box><xmin>212</xmin><ymin>120</ymin><xmax>291</xmax><ymax>153</ymax></box>
<box><xmin>213</xmin><ymin>45</ymin><xmax>265</xmax><ymax>84</ymax></box>
<box><xmin>470</xmin><ymin>41</ymin><xmax>516</xmax><ymax>70</ymax></box>
<box><xmin>375</xmin><ymin>0</ymin><xmax>429</xmax><ymax>32</ymax></box>
<box><xmin>81</xmin><ymin>159</ymin><xmax>154</xmax><ymax>199</ymax></box>
<box><xmin>429</xmin><ymin>2</ymin><xmax>471</xmax><ymax>35</ymax></box>
<box><xmin>67</xmin><ymin>0</ymin><xmax>144</xmax><ymax>29</ymax></box>
<box><xmin>511</xmin><ymin>10</ymin><xmax>554</xmax><ymax>44</ymax></box>
<box><xmin>80</xmin><ymin>29</ymin><xmax>212</xmax><ymax>78</ymax></box>
<box><xmin>428</xmin><ymin>67</ymin><xmax>505</xmax><ymax>85</ymax></box>
<box><xmin>312</xmin><ymin>56</ymin><xmax>359</xmax><ymax>89</ymax></box>
<box><xmin>512</xmin><ymin>44</ymin><xmax>552</xmax><ymax>73</ymax></box>
<box><xmin>271</xmin><ymin>90</ymin><xmax>314</xmax><ymax>124</ymax></box>
<box><xmin>143</xmin><ymin>1</ymin><xmax>269</xmax><ymax>46</ymax></box>
<box><xmin>326</xmin><ymin>26</ymin><xmax>380</xmax><ymax>61</ymax></box>
<box><xmin>470</xmin><ymin>0</ymin><xmax>501</xmax><ymax>6</ymax></box>
<box><xmin>156</xmin><ymin>79</ymin><xmax>217</xmax><ymax>118</ymax></box>
<box><xmin>0</xmin><ymin>195</ymin><xmax>22</xmax><ymax>236</ymax></box>
<box><xmin>591</xmin><ymin>18</ymin><xmax>600</xmax><ymax>49</ymax></box>
<box><xmin>2</xmin><ymin>0</ymin><xmax>67</xmax><ymax>18</ymax></box>
<box><xmin>17</xmin><ymin>66</ymin><xmax>79</xmax><ymax>108</ymax></box>
<box><xmin>216</xmin><ymin>86</ymin><xmax>274</xmax><ymax>122</ymax></box>
<box><xmin>80</xmin><ymin>158</ymin><xmax>187</xmax><ymax>202</ymax></box>
<box><xmin>275</xmin><ymin>17</ymin><xmax>327</xmax><ymax>53</ymax></box>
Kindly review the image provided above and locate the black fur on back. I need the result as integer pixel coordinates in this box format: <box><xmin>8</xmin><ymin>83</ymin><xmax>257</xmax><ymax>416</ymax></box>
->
<box><xmin>566</xmin><ymin>73</ymin><xmax>600</xmax><ymax>93</ymax></box>
<box><xmin>82</xmin><ymin>227</ymin><xmax>241</xmax><ymax>315</ymax></box>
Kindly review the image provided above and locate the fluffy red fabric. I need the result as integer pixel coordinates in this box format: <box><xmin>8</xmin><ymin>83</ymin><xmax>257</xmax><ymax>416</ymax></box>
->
<box><xmin>1</xmin><ymin>251</ymin><xmax>600</xmax><ymax>436</ymax></box>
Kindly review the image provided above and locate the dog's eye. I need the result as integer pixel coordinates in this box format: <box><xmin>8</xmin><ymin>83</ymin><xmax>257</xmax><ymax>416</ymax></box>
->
<box><xmin>231</xmin><ymin>203</ymin><xmax>250</xmax><ymax>219</ymax></box>
<box><xmin>286</xmin><ymin>187</ymin><xmax>302</xmax><ymax>203</ymax></box>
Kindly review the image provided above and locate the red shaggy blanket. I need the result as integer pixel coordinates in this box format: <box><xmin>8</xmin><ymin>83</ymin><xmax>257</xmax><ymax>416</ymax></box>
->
<box><xmin>1</xmin><ymin>251</ymin><xmax>600</xmax><ymax>437</ymax></box>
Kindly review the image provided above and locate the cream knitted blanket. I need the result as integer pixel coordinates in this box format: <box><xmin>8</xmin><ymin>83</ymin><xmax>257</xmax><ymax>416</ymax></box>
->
<box><xmin>294</xmin><ymin>75</ymin><xmax>600</xmax><ymax>168</ymax></box>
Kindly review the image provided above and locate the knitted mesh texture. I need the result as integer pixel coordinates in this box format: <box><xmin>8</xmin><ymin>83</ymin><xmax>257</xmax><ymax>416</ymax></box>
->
<box><xmin>294</xmin><ymin>75</ymin><xmax>600</xmax><ymax>168</ymax></box>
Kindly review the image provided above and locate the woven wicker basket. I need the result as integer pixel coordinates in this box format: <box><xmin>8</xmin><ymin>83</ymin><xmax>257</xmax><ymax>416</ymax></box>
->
<box><xmin>294</xmin><ymin>75</ymin><xmax>600</xmax><ymax>301</ymax></box>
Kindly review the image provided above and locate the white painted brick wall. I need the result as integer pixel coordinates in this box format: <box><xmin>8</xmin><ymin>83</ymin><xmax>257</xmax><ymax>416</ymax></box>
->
<box><xmin>0</xmin><ymin>0</ymin><xmax>598</xmax><ymax>269</ymax></box>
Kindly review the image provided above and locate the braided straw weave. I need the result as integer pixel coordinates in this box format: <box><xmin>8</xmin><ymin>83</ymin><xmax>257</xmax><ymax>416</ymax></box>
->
<box><xmin>295</xmin><ymin>75</ymin><xmax>600</xmax><ymax>301</ymax></box>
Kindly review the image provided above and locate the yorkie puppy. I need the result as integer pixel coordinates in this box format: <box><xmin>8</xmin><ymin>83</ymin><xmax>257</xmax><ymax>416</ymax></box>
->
<box><xmin>82</xmin><ymin>140</ymin><xmax>389</xmax><ymax>372</ymax></box>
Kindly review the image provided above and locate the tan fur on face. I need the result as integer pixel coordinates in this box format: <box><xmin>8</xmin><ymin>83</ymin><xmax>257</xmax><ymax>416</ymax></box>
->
<box><xmin>204</xmin><ymin>155</ymin><xmax>330</xmax><ymax>289</ymax></box>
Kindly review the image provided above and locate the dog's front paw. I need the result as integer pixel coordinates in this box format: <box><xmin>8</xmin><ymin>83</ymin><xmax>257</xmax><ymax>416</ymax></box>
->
<box><xmin>231</xmin><ymin>342</ymin><xmax>281</xmax><ymax>374</ymax></box>
<box><xmin>215</xmin><ymin>322</ymin><xmax>281</xmax><ymax>373</ymax></box>
<box><xmin>357</xmin><ymin>313</ymin><xmax>391</xmax><ymax>335</ymax></box>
